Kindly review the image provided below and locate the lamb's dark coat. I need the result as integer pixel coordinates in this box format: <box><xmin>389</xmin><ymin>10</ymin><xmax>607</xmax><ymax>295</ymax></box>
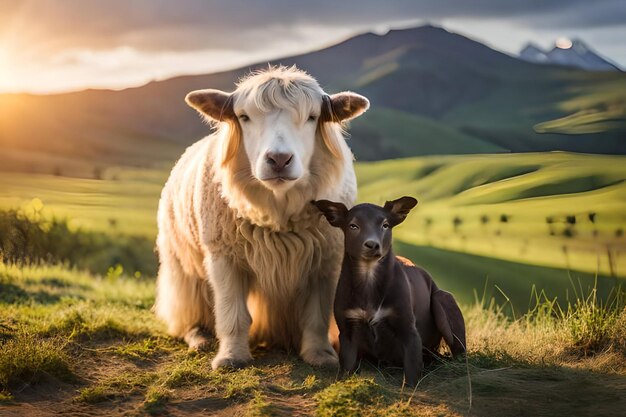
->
<box><xmin>313</xmin><ymin>197</ymin><xmax>466</xmax><ymax>386</ymax></box>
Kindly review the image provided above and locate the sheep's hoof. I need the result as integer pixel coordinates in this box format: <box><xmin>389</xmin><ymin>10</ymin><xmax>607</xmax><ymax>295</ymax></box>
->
<box><xmin>184</xmin><ymin>327</ymin><xmax>213</xmax><ymax>352</ymax></box>
<box><xmin>301</xmin><ymin>347</ymin><xmax>339</xmax><ymax>368</ymax></box>
<box><xmin>211</xmin><ymin>354</ymin><xmax>251</xmax><ymax>370</ymax></box>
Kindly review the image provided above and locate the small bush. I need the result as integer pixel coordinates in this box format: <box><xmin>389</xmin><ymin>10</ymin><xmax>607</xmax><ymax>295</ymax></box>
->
<box><xmin>0</xmin><ymin>209</ymin><xmax>156</xmax><ymax>276</ymax></box>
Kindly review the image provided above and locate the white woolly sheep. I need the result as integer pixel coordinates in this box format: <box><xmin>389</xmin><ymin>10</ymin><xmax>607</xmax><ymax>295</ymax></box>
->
<box><xmin>155</xmin><ymin>66</ymin><xmax>369</xmax><ymax>369</ymax></box>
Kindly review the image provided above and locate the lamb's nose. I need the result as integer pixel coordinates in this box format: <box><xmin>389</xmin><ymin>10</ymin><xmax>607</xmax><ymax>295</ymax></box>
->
<box><xmin>266</xmin><ymin>152</ymin><xmax>293</xmax><ymax>172</ymax></box>
<box><xmin>364</xmin><ymin>240</ymin><xmax>380</xmax><ymax>251</ymax></box>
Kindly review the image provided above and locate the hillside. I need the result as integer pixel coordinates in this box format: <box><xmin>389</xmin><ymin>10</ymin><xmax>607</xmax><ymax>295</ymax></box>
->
<box><xmin>357</xmin><ymin>152</ymin><xmax>626</xmax><ymax>279</ymax></box>
<box><xmin>1</xmin><ymin>25</ymin><xmax>626</xmax><ymax>177</ymax></box>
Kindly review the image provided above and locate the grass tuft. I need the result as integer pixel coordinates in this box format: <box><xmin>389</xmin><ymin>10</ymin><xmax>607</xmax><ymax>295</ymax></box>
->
<box><xmin>563</xmin><ymin>286</ymin><xmax>625</xmax><ymax>356</ymax></box>
<box><xmin>246</xmin><ymin>391</ymin><xmax>275</xmax><ymax>417</ymax></box>
<box><xmin>0</xmin><ymin>390</ymin><xmax>14</xmax><ymax>402</ymax></box>
<box><xmin>75</xmin><ymin>371</ymin><xmax>157</xmax><ymax>404</ymax></box>
<box><xmin>162</xmin><ymin>356</ymin><xmax>210</xmax><ymax>388</ymax></box>
<box><xmin>143</xmin><ymin>385</ymin><xmax>170</xmax><ymax>415</ymax></box>
<box><xmin>315</xmin><ymin>376</ymin><xmax>388</xmax><ymax>417</ymax></box>
<box><xmin>0</xmin><ymin>332</ymin><xmax>72</xmax><ymax>390</ymax></box>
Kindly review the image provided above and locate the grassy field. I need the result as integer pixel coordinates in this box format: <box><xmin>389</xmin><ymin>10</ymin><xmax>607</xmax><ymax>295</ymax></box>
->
<box><xmin>0</xmin><ymin>167</ymin><xmax>168</xmax><ymax>238</ymax></box>
<box><xmin>1</xmin><ymin>152</ymin><xmax>624</xmax><ymax>310</ymax></box>
<box><xmin>3</xmin><ymin>152</ymin><xmax>624</xmax><ymax>276</ymax></box>
<box><xmin>357</xmin><ymin>152</ymin><xmax>626</xmax><ymax>278</ymax></box>
<box><xmin>1</xmin><ymin>263</ymin><xmax>624</xmax><ymax>416</ymax></box>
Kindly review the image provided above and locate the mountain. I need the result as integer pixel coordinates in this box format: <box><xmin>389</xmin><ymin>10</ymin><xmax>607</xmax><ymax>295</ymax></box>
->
<box><xmin>519</xmin><ymin>39</ymin><xmax>621</xmax><ymax>71</ymax></box>
<box><xmin>1</xmin><ymin>25</ymin><xmax>626</xmax><ymax>177</ymax></box>
<box><xmin>519</xmin><ymin>43</ymin><xmax>548</xmax><ymax>63</ymax></box>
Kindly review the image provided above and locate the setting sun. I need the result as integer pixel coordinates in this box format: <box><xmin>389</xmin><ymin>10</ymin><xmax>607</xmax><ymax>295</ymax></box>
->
<box><xmin>556</xmin><ymin>37</ymin><xmax>573</xmax><ymax>49</ymax></box>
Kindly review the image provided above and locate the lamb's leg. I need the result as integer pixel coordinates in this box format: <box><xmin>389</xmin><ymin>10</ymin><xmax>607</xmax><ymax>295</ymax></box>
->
<box><xmin>431</xmin><ymin>290</ymin><xmax>467</xmax><ymax>356</ymax></box>
<box><xmin>299</xmin><ymin>276</ymin><xmax>339</xmax><ymax>367</ymax></box>
<box><xmin>205</xmin><ymin>256</ymin><xmax>252</xmax><ymax>369</ymax></box>
<box><xmin>155</xmin><ymin>249</ymin><xmax>214</xmax><ymax>351</ymax></box>
<box><xmin>338</xmin><ymin>331</ymin><xmax>358</xmax><ymax>376</ymax></box>
<box><xmin>402</xmin><ymin>329</ymin><xmax>423</xmax><ymax>387</ymax></box>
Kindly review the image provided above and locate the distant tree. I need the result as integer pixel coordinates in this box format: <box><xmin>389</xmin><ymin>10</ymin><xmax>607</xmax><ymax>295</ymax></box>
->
<box><xmin>108</xmin><ymin>218</ymin><xmax>118</xmax><ymax>228</ymax></box>
<box><xmin>453</xmin><ymin>216</ymin><xmax>463</xmax><ymax>232</ymax></box>
<box><xmin>93</xmin><ymin>166</ymin><xmax>103</xmax><ymax>180</ymax></box>
<box><xmin>480</xmin><ymin>215</ymin><xmax>489</xmax><ymax>225</ymax></box>
<box><xmin>588</xmin><ymin>212</ymin><xmax>597</xmax><ymax>223</ymax></box>
<box><xmin>500</xmin><ymin>214</ymin><xmax>510</xmax><ymax>223</ymax></box>
<box><xmin>563</xmin><ymin>227</ymin><xmax>576</xmax><ymax>238</ymax></box>
<box><xmin>546</xmin><ymin>216</ymin><xmax>555</xmax><ymax>235</ymax></box>
<box><xmin>616</xmin><ymin>229</ymin><xmax>624</xmax><ymax>238</ymax></box>
<box><xmin>566</xmin><ymin>215</ymin><xmax>576</xmax><ymax>225</ymax></box>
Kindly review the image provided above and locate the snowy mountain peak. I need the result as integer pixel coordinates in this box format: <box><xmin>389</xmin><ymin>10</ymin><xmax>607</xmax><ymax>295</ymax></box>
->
<box><xmin>519</xmin><ymin>38</ymin><xmax>620</xmax><ymax>71</ymax></box>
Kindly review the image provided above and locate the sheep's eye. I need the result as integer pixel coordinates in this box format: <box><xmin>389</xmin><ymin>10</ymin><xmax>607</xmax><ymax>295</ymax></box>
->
<box><xmin>382</xmin><ymin>222</ymin><xmax>390</xmax><ymax>229</ymax></box>
<box><xmin>349</xmin><ymin>224</ymin><xmax>359</xmax><ymax>230</ymax></box>
<box><xmin>308</xmin><ymin>114</ymin><xmax>317</xmax><ymax>122</ymax></box>
<box><xmin>239</xmin><ymin>114</ymin><xmax>250</xmax><ymax>122</ymax></box>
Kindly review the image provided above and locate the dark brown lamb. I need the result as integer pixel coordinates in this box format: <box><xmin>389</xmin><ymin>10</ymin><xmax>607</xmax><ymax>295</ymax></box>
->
<box><xmin>313</xmin><ymin>196</ymin><xmax>466</xmax><ymax>386</ymax></box>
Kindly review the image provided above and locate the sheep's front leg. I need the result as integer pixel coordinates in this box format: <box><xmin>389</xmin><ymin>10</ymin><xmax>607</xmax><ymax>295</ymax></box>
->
<box><xmin>205</xmin><ymin>256</ymin><xmax>252</xmax><ymax>369</ymax></box>
<box><xmin>299</xmin><ymin>275</ymin><xmax>339</xmax><ymax>367</ymax></box>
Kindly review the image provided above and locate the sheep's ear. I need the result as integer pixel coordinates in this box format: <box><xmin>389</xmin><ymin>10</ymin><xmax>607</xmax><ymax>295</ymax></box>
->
<box><xmin>384</xmin><ymin>196</ymin><xmax>418</xmax><ymax>226</ymax></box>
<box><xmin>185</xmin><ymin>89</ymin><xmax>235</xmax><ymax>121</ymax></box>
<box><xmin>323</xmin><ymin>92</ymin><xmax>369</xmax><ymax>122</ymax></box>
<box><xmin>312</xmin><ymin>200</ymin><xmax>348</xmax><ymax>228</ymax></box>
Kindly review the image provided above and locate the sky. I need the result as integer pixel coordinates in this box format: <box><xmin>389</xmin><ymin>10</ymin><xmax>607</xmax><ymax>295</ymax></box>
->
<box><xmin>0</xmin><ymin>0</ymin><xmax>624</xmax><ymax>94</ymax></box>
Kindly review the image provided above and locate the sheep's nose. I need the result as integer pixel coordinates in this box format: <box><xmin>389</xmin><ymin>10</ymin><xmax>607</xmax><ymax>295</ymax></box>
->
<box><xmin>266</xmin><ymin>152</ymin><xmax>293</xmax><ymax>172</ymax></box>
<box><xmin>364</xmin><ymin>240</ymin><xmax>380</xmax><ymax>251</ymax></box>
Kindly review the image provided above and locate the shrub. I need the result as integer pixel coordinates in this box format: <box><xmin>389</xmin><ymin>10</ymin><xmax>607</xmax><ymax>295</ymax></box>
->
<box><xmin>0</xmin><ymin>209</ymin><xmax>156</xmax><ymax>276</ymax></box>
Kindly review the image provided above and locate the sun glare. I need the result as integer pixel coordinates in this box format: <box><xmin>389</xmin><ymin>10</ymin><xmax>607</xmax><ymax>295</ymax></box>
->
<box><xmin>556</xmin><ymin>37</ymin><xmax>573</xmax><ymax>49</ymax></box>
<box><xmin>0</xmin><ymin>46</ymin><xmax>14</xmax><ymax>91</ymax></box>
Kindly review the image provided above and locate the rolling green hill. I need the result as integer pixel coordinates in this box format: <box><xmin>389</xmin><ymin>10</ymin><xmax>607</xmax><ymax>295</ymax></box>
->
<box><xmin>356</xmin><ymin>152</ymin><xmax>626</xmax><ymax>278</ymax></box>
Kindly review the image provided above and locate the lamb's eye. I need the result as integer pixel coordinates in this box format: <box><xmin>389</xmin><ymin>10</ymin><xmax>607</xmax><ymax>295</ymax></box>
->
<box><xmin>239</xmin><ymin>114</ymin><xmax>250</xmax><ymax>122</ymax></box>
<box><xmin>382</xmin><ymin>222</ymin><xmax>390</xmax><ymax>229</ymax></box>
<box><xmin>308</xmin><ymin>114</ymin><xmax>317</xmax><ymax>122</ymax></box>
<box><xmin>349</xmin><ymin>224</ymin><xmax>359</xmax><ymax>230</ymax></box>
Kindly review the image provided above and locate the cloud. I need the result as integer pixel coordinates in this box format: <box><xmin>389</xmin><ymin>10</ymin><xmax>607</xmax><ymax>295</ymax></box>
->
<box><xmin>3</xmin><ymin>0</ymin><xmax>625</xmax><ymax>54</ymax></box>
<box><xmin>0</xmin><ymin>0</ymin><xmax>624</xmax><ymax>93</ymax></box>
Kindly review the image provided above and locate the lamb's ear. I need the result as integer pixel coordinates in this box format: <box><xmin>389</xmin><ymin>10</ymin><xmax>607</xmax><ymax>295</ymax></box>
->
<box><xmin>323</xmin><ymin>92</ymin><xmax>369</xmax><ymax>122</ymax></box>
<box><xmin>384</xmin><ymin>196</ymin><xmax>418</xmax><ymax>226</ymax></box>
<box><xmin>185</xmin><ymin>89</ymin><xmax>236</xmax><ymax>122</ymax></box>
<box><xmin>312</xmin><ymin>200</ymin><xmax>348</xmax><ymax>228</ymax></box>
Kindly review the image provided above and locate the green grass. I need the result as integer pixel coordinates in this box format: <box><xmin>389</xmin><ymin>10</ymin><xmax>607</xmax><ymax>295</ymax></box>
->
<box><xmin>0</xmin><ymin>167</ymin><xmax>168</xmax><ymax>238</ymax></box>
<box><xmin>0</xmin><ymin>262</ymin><xmax>624</xmax><ymax>415</ymax></box>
